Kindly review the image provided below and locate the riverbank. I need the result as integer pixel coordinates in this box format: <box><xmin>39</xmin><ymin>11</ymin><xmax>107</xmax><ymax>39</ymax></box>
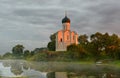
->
<box><xmin>1</xmin><ymin>59</ymin><xmax>120</xmax><ymax>67</ymax></box>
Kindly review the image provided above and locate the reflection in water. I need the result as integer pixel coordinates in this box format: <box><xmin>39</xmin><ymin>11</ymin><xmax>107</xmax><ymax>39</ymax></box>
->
<box><xmin>10</xmin><ymin>61</ymin><xmax>23</xmax><ymax>75</ymax></box>
<box><xmin>0</xmin><ymin>63</ymin><xmax>16</xmax><ymax>77</ymax></box>
<box><xmin>0</xmin><ymin>60</ymin><xmax>47</xmax><ymax>78</ymax></box>
<box><xmin>0</xmin><ymin>60</ymin><xmax>120</xmax><ymax>78</ymax></box>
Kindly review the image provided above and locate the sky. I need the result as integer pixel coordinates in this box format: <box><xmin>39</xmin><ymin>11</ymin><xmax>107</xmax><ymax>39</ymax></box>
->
<box><xmin>0</xmin><ymin>0</ymin><xmax>120</xmax><ymax>54</ymax></box>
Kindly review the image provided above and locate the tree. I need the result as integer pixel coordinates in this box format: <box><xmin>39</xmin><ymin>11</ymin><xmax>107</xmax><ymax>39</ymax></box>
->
<box><xmin>90</xmin><ymin>32</ymin><xmax>120</xmax><ymax>59</ymax></box>
<box><xmin>29</xmin><ymin>52</ymin><xmax>47</xmax><ymax>61</ymax></box>
<box><xmin>47</xmin><ymin>33</ymin><xmax>56</xmax><ymax>51</ymax></box>
<box><xmin>33</xmin><ymin>47</ymin><xmax>48</xmax><ymax>53</ymax></box>
<box><xmin>90</xmin><ymin>32</ymin><xmax>105</xmax><ymax>57</ymax></box>
<box><xmin>24</xmin><ymin>50</ymin><xmax>30</xmax><ymax>58</ymax></box>
<box><xmin>78</xmin><ymin>34</ymin><xmax>88</xmax><ymax>45</ymax></box>
<box><xmin>47</xmin><ymin>41</ymin><xmax>55</xmax><ymax>51</ymax></box>
<box><xmin>105</xmin><ymin>34</ymin><xmax>120</xmax><ymax>59</ymax></box>
<box><xmin>67</xmin><ymin>44</ymin><xmax>87</xmax><ymax>59</ymax></box>
<box><xmin>12</xmin><ymin>44</ymin><xmax>24</xmax><ymax>58</ymax></box>
<box><xmin>30</xmin><ymin>51</ymin><xmax>35</xmax><ymax>56</ymax></box>
<box><xmin>3</xmin><ymin>52</ymin><xmax>13</xmax><ymax>59</ymax></box>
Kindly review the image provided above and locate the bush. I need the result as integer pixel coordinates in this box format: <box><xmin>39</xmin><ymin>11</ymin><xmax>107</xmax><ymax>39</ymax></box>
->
<box><xmin>67</xmin><ymin>44</ymin><xmax>88</xmax><ymax>59</ymax></box>
<box><xmin>28</xmin><ymin>52</ymin><xmax>47</xmax><ymax>61</ymax></box>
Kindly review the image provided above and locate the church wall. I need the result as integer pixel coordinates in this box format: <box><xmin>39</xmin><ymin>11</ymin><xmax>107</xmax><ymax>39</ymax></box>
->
<box><xmin>55</xmin><ymin>15</ymin><xmax>78</xmax><ymax>51</ymax></box>
<box><xmin>56</xmin><ymin>31</ymin><xmax>66</xmax><ymax>51</ymax></box>
<box><xmin>71</xmin><ymin>32</ymin><xmax>75</xmax><ymax>44</ymax></box>
<box><xmin>57</xmin><ymin>31</ymin><xmax>63</xmax><ymax>42</ymax></box>
<box><xmin>64</xmin><ymin>31</ymin><xmax>71</xmax><ymax>46</ymax></box>
<box><xmin>75</xmin><ymin>34</ymin><xmax>78</xmax><ymax>44</ymax></box>
<box><xmin>56</xmin><ymin>31</ymin><xmax>78</xmax><ymax>51</ymax></box>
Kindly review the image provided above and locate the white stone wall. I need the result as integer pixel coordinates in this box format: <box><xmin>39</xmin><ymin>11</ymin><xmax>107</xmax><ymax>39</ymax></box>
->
<box><xmin>56</xmin><ymin>19</ymin><xmax>78</xmax><ymax>51</ymax></box>
<box><xmin>56</xmin><ymin>30</ymin><xmax>78</xmax><ymax>51</ymax></box>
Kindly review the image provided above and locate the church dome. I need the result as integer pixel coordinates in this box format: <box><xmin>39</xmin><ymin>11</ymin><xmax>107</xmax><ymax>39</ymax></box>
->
<box><xmin>62</xmin><ymin>16</ymin><xmax>70</xmax><ymax>23</ymax></box>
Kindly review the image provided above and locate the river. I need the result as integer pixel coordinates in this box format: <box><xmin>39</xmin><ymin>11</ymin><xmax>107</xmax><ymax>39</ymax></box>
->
<box><xmin>0</xmin><ymin>60</ymin><xmax>120</xmax><ymax>78</ymax></box>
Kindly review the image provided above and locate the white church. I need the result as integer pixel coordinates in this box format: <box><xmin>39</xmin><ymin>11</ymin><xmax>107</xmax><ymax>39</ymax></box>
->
<box><xmin>56</xmin><ymin>14</ymin><xmax>78</xmax><ymax>51</ymax></box>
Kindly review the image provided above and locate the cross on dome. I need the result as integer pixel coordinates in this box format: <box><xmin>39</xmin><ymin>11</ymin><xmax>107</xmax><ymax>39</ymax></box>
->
<box><xmin>62</xmin><ymin>11</ymin><xmax>70</xmax><ymax>23</ymax></box>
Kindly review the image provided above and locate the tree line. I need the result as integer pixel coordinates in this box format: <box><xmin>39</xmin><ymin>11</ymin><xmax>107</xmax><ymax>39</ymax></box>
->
<box><xmin>2</xmin><ymin>44</ymin><xmax>47</xmax><ymax>60</ymax></box>
<box><xmin>48</xmin><ymin>32</ymin><xmax>120</xmax><ymax>60</ymax></box>
<box><xmin>1</xmin><ymin>32</ymin><xmax>120</xmax><ymax>61</ymax></box>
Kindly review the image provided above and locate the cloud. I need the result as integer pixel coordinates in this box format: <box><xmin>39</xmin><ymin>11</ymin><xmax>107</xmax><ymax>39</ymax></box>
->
<box><xmin>0</xmin><ymin>0</ymin><xmax>120</xmax><ymax>54</ymax></box>
<box><xmin>68</xmin><ymin>0</ymin><xmax>120</xmax><ymax>35</ymax></box>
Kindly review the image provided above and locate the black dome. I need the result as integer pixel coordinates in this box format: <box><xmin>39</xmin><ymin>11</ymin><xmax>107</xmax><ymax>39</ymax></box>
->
<box><xmin>62</xmin><ymin>16</ymin><xmax>70</xmax><ymax>23</ymax></box>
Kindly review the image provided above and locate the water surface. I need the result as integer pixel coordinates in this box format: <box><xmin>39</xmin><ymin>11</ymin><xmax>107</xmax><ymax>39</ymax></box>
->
<box><xmin>0</xmin><ymin>60</ymin><xmax>120</xmax><ymax>78</ymax></box>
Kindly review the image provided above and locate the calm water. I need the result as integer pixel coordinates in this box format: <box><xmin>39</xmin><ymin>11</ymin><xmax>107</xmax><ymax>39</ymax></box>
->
<box><xmin>0</xmin><ymin>60</ymin><xmax>120</xmax><ymax>78</ymax></box>
<box><xmin>0</xmin><ymin>60</ymin><xmax>47</xmax><ymax>78</ymax></box>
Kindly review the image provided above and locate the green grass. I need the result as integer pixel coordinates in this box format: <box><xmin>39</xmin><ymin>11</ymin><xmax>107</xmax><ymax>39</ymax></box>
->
<box><xmin>110</xmin><ymin>60</ymin><xmax>120</xmax><ymax>67</ymax></box>
<box><xmin>77</xmin><ymin>60</ymin><xmax>95</xmax><ymax>65</ymax></box>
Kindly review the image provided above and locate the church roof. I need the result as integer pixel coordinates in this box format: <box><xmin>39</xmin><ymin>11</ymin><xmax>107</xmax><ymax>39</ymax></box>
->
<box><xmin>62</xmin><ymin>16</ymin><xmax>70</xmax><ymax>23</ymax></box>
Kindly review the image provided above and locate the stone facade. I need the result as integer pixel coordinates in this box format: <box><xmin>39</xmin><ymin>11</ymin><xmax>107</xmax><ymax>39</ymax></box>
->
<box><xmin>56</xmin><ymin>15</ymin><xmax>78</xmax><ymax>51</ymax></box>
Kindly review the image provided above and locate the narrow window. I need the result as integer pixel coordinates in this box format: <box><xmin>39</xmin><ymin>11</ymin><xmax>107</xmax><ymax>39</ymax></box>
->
<box><xmin>60</xmin><ymin>38</ymin><xmax>62</xmax><ymax>42</ymax></box>
<box><xmin>73</xmin><ymin>36</ymin><xmax>74</xmax><ymax>40</ymax></box>
<box><xmin>67</xmin><ymin>35</ymin><xmax>69</xmax><ymax>40</ymax></box>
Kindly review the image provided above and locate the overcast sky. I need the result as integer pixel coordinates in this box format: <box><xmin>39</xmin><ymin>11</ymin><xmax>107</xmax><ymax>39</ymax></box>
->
<box><xmin>0</xmin><ymin>0</ymin><xmax>120</xmax><ymax>54</ymax></box>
